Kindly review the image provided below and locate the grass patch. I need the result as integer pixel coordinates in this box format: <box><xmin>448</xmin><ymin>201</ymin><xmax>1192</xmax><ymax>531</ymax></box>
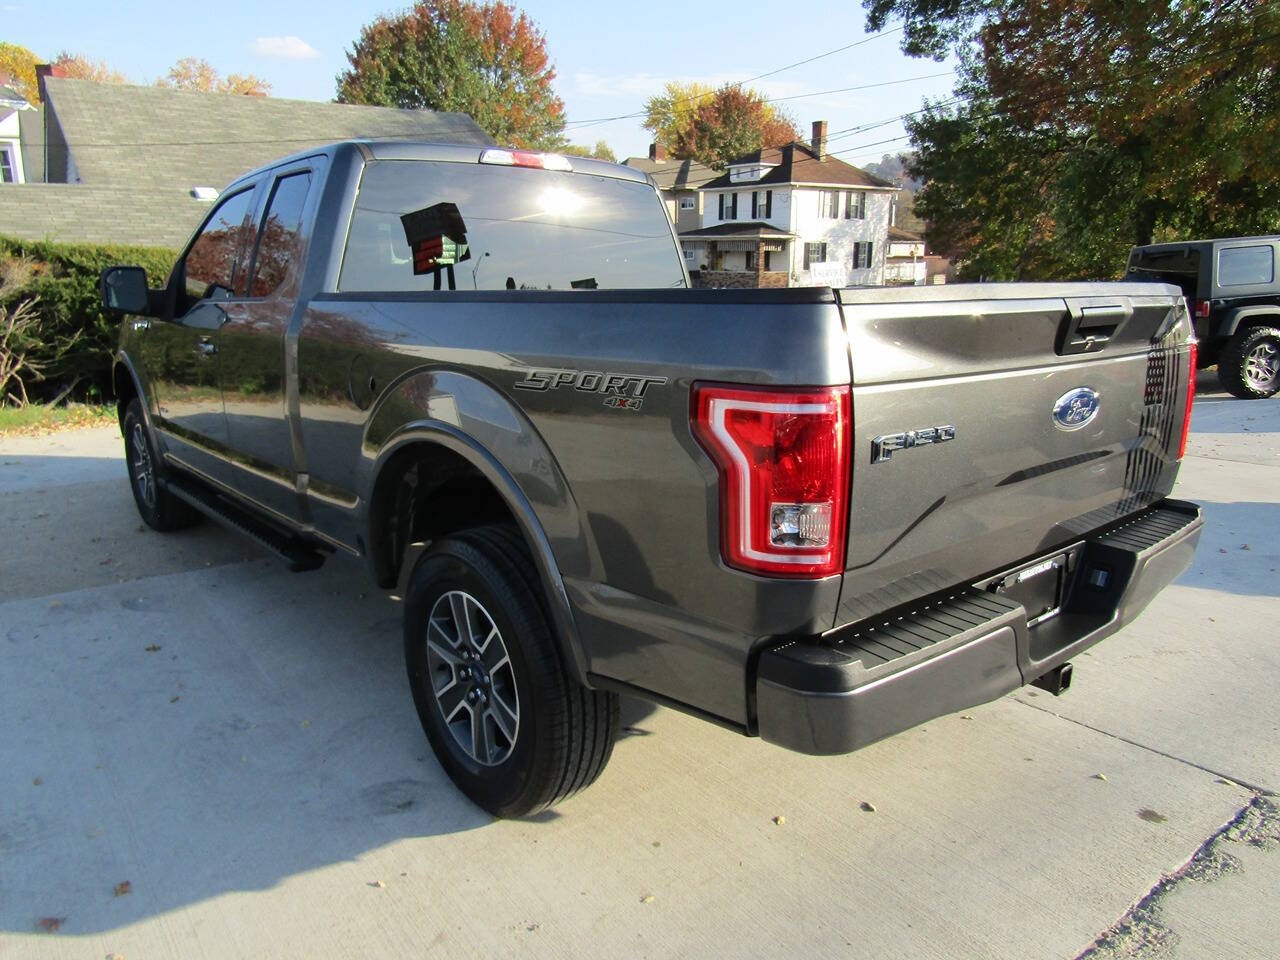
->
<box><xmin>0</xmin><ymin>403</ymin><xmax>117</xmax><ymax>436</ymax></box>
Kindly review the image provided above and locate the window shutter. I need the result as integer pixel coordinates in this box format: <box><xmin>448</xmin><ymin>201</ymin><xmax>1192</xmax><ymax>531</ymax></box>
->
<box><xmin>731</xmin><ymin>193</ymin><xmax>738</xmax><ymax>219</ymax></box>
<box><xmin>821</xmin><ymin>243</ymin><xmax>828</xmax><ymax>262</ymax></box>
<box><xmin>752</xmin><ymin>191</ymin><xmax>758</xmax><ymax>218</ymax></box>
<box><xmin>866</xmin><ymin>241</ymin><xmax>873</xmax><ymax>266</ymax></box>
<box><xmin>718</xmin><ymin>194</ymin><xmax>724</xmax><ymax>219</ymax></box>
<box><xmin>765</xmin><ymin>190</ymin><xmax>773</xmax><ymax>218</ymax></box>
<box><xmin>803</xmin><ymin>244</ymin><xmax>811</xmax><ymax>270</ymax></box>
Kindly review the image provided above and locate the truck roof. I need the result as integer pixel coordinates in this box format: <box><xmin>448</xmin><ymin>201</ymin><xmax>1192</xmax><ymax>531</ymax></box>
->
<box><xmin>1132</xmin><ymin>235</ymin><xmax>1280</xmax><ymax>253</ymax></box>
<box><xmin>223</xmin><ymin>139</ymin><xmax>652</xmax><ymax>193</ymax></box>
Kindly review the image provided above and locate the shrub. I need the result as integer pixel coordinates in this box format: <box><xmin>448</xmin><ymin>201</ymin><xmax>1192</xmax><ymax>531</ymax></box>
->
<box><xmin>0</xmin><ymin>235</ymin><xmax>178</xmax><ymax>402</ymax></box>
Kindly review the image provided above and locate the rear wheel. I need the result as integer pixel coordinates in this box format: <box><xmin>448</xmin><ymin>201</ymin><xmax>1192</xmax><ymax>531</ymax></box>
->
<box><xmin>1219</xmin><ymin>326</ymin><xmax>1280</xmax><ymax>399</ymax></box>
<box><xmin>121</xmin><ymin>398</ymin><xmax>199</xmax><ymax>531</ymax></box>
<box><xmin>403</xmin><ymin>525</ymin><xmax>618</xmax><ymax>817</ymax></box>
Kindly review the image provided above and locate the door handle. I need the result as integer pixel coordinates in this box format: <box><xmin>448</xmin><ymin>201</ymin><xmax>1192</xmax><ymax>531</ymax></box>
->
<box><xmin>196</xmin><ymin>337</ymin><xmax>217</xmax><ymax>356</ymax></box>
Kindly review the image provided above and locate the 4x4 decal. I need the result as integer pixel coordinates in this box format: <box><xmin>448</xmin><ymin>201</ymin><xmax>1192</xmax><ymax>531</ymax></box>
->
<box><xmin>514</xmin><ymin>369</ymin><xmax>667</xmax><ymax>411</ymax></box>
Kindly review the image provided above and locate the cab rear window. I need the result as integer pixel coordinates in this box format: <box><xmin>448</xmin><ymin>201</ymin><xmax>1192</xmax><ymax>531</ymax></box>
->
<box><xmin>1218</xmin><ymin>245</ymin><xmax>1274</xmax><ymax>287</ymax></box>
<box><xmin>339</xmin><ymin>160</ymin><xmax>685</xmax><ymax>292</ymax></box>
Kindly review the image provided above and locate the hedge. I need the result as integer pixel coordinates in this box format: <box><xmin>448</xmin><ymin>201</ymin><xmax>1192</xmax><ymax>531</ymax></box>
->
<box><xmin>0</xmin><ymin>235</ymin><xmax>178</xmax><ymax>403</ymax></box>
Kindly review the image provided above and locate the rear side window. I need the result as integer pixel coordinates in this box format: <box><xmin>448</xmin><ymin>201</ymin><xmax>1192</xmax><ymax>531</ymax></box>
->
<box><xmin>248</xmin><ymin>171</ymin><xmax>313</xmax><ymax>298</ymax></box>
<box><xmin>1129</xmin><ymin>247</ymin><xmax>1199</xmax><ymax>276</ymax></box>
<box><xmin>1218</xmin><ymin>245</ymin><xmax>1274</xmax><ymax>287</ymax></box>
<box><xmin>339</xmin><ymin>160</ymin><xmax>685</xmax><ymax>292</ymax></box>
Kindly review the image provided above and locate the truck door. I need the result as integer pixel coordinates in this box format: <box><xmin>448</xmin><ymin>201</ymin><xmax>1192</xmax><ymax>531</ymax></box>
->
<box><xmin>146</xmin><ymin>185</ymin><xmax>258</xmax><ymax>485</ymax></box>
<box><xmin>217</xmin><ymin>162</ymin><xmax>320</xmax><ymax>523</ymax></box>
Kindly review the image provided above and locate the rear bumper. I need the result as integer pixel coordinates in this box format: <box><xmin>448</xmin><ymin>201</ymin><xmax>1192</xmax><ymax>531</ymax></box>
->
<box><xmin>755</xmin><ymin>499</ymin><xmax>1203</xmax><ymax>755</ymax></box>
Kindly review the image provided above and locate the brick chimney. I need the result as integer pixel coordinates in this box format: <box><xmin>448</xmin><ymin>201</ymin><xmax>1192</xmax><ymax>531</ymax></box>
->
<box><xmin>812</xmin><ymin>120</ymin><xmax>827</xmax><ymax>160</ymax></box>
<box><xmin>649</xmin><ymin>142</ymin><xmax>668</xmax><ymax>162</ymax></box>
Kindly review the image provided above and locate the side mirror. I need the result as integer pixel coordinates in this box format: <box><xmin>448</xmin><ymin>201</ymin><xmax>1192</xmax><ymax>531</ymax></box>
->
<box><xmin>101</xmin><ymin>265</ymin><xmax>151</xmax><ymax>315</ymax></box>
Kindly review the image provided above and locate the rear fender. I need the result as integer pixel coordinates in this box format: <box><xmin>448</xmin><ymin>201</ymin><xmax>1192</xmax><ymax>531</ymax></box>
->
<box><xmin>1220</xmin><ymin>305</ymin><xmax>1280</xmax><ymax>338</ymax></box>
<box><xmin>364</xmin><ymin>369</ymin><xmax>593</xmax><ymax>683</ymax></box>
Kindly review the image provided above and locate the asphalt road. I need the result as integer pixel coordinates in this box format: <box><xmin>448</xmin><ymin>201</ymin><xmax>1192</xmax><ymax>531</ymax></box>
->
<box><xmin>2</xmin><ymin>377</ymin><xmax>1276</xmax><ymax>959</ymax></box>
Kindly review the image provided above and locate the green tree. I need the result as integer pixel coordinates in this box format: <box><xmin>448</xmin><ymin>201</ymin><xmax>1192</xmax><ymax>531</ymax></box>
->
<box><xmin>336</xmin><ymin>0</ymin><xmax>566</xmax><ymax>150</ymax></box>
<box><xmin>559</xmin><ymin>140</ymin><xmax>616</xmax><ymax>162</ymax></box>
<box><xmin>874</xmin><ymin>0</ymin><xmax>1280</xmax><ymax>278</ymax></box>
<box><xmin>642</xmin><ymin>81</ymin><xmax>716</xmax><ymax>150</ymax></box>
<box><xmin>674</xmin><ymin>85</ymin><xmax>801</xmax><ymax>169</ymax></box>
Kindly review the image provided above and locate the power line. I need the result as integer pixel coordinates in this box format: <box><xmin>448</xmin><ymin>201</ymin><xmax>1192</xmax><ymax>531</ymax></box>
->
<box><xmin>563</xmin><ymin>26</ymin><xmax>904</xmax><ymax>129</ymax></box>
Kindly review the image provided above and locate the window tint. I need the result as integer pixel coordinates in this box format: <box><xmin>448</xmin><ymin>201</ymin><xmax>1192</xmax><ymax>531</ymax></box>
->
<box><xmin>248</xmin><ymin>172</ymin><xmax>312</xmax><ymax>298</ymax></box>
<box><xmin>340</xmin><ymin>161</ymin><xmax>685</xmax><ymax>292</ymax></box>
<box><xmin>185</xmin><ymin>189</ymin><xmax>255</xmax><ymax>301</ymax></box>
<box><xmin>1218</xmin><ymin>245</ymin><xmax>1274</xmax><ymax>287</ymax></box>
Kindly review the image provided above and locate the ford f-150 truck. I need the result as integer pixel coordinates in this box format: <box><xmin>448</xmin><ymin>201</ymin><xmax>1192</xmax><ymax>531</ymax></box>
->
<box><xmin>101</xmin><ymin>140</ymin><xmax>1203</xmax><ymax>816</ymax></box>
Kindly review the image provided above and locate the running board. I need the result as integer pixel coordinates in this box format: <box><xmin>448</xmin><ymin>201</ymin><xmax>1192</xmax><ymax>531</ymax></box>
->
<box><xmin>164</xmin><ymin>475</ymin><xmax>327</xmax><ymax>572</ymax></box>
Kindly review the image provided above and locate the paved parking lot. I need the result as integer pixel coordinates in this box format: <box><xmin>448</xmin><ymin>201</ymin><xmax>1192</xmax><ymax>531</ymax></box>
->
<box><xmin>2</xmin><ymin>377</ymin><xmax>1277</xmax><ymax>959</ymax></box>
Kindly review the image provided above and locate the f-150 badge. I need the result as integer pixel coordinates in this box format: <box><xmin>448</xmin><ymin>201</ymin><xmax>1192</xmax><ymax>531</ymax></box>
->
<box><xmin>513</xmin><ymin>369</ymin><xmax>667</xmax><ymax>411</ymax></box>
<box><xmin>871</xmin><ymin>424</ymin><xmax>956</xmax><ymax>463</ymax></box>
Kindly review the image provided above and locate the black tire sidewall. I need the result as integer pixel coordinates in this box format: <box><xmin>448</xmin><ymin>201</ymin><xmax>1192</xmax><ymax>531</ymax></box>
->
<box><xmin>403</xmin><ymin>541</ymin><xmax>559</xmax><ymax>815</ymax></box>
<box><xmin>122</xmin><ymin>400</ymin><xmax>165</xmax><ymax>529</ymax></box>
<box><xmin>1221</xmin><ymin>327</ymin><xmax>1280</xmax><ymax>399</ymax></box>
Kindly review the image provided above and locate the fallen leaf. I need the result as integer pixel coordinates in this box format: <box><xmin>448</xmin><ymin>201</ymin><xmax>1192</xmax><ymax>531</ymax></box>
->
<box><xmin>961</xmin><ymin>715</ymin><xmax>974</xmax><ymax>721</ymax></box>
<box><xmin>651</xmin><ymin>841</ymin><xmax>661</xmax><ymax>848</ymax></box>
<box><xmin>772</xmin><ymin>815</ymin><xmax>786</xmax><ymax>826</ymax></box>
<box><xmin>1093</xmin><ymin>773</ymin><xmax>1108</xmax><ymax>781</ymax></box>
<box><xmin>33</xmin><ymin>776</ymin><xmax>43</xmax><ymax>786</ymax></box>
<box><xmin>640</xmin><ymin>895</ymin><xmax>655</xmax><ymax>904</ymax></box>
<box><xmin>525</xmin><ymin>922</ymin><xmax>540</xmax><ymax>932</ymax></box>
<box><xmin>113</xmin><ymin>881</ymin><xmax>131</xmax><ymax>897</ymax></box>
<box><xmin>37</xmin><ymin>916</ymin><xmax>65</xmax><ymax>932</ymax></box>
<box><xmin>169</xmin><ymin>696</ymin><xmax>180</xmax><ymax>704</ymax></box>
<box><xmin>1218</xmin><ymin>547</ymin><xmax>1228</xmax><ymax>554</ymax></box>
<box><xmin>144</xmin><ymin>645</ymin><xmax>161</xmax><ymax>652</ymax></box>
<box><xmin>368</xmin><ymin>880</ymin><xmax>385</xmax><ymax>889</ymax></box>
<box><xmin>1138</xmin><ymin>808</ymin><xmax>1168</xmax><ymax>824</ymax></box>
<box><xmin>1240</xmin><ymin>544</ymin><xmax>1251</xmax><ymax>551</ymax></box>
<box><xmin>1216</xmin><ymin>777</ymin><xmax>1239</xmax><ymax>788</ymax></box>
<box><xmin>300</xmin><ymin>719</ymin><xmax>312</xmax><ymax>729</ymax></box>
<box><xmin>107</xmin><ymin>953</ymin><xmax>126</xmax><ymax>960</ymax></box>
<box><xmin>860</xmin><ymin>801</ymin><xmax>876</xmax><ymax>813</ymax></box>
<box><xmin>99</xmin><ymin>557</ymin><xmax>114</xmax><ymax>566</ymax></box>
<box><xmin>48</xmin><ymin>600</ymin><xmax>63</xmax><ymax>609</ymax></box>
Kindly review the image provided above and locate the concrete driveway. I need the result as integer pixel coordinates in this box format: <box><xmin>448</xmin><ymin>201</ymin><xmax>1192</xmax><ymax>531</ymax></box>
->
<box><xmin>2</xmin><ymin>378</ymin><xmax>1276</xmax><ymax>959</ymax></box>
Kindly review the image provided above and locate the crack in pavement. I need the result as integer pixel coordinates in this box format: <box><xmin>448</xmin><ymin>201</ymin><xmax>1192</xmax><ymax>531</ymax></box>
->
<box><xmin>1074</xmin><ymin>794</ymin><xmax>1280</xmax><ymax>959</ymax></box>
<box><xmin>1012</xmin><ymin>697</ymin><xmax>1276</xmax><ymax>796</ymax></box>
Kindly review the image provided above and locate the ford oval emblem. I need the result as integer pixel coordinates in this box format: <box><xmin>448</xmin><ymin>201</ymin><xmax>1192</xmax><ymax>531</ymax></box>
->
<box><xmin>1052</xmin><ymin>387</ymin><xmax>1100</xmax><ymax>431</ymax></box>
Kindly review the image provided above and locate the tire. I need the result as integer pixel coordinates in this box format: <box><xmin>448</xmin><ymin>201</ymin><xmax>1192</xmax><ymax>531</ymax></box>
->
<box><xmin>121</xmin><ymin>398</ymin><xmax>200</xmax><ymax>531</ymax></box>
<box><xmin>1218</xmin><ymin>326</ymin><xmax>1280</xmax><ymax>399</ymax></box>
<box><xmin>403</xmin><ymin>525</ymin><xmax>619</xmax><ymax>817</ymax></box>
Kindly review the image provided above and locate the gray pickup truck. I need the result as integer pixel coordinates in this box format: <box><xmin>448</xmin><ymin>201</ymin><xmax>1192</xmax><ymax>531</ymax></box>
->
<box><xmin>102</xmin><ymin>140</ymin><xmax>1203</xmax><ymax>816</ymax></box>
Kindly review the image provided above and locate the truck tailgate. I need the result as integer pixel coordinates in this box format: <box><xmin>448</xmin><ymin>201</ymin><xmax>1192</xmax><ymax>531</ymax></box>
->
<box><xmin>835</xmin><ymin>283</ymin><xmax>1192</xmax><ymax>625</ymax></box>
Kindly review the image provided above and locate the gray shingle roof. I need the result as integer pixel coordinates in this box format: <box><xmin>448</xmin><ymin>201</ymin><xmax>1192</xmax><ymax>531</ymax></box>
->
<box><xmin>0</xmin><ymin>183</ymin><xmax>210</xmax><ymax>248</ymax></box>
<box><xmin>623</xmin><ymin>156</ymin><xmax>721</xmax><ymax>191</ymax></box>
<box><xmin>43</xmin><ymin>77</ymin><xmax>492</xmax><ymax>190</ymax></box>
<box><xmin>700</xmin><ymin>141</ymin><xmax>895</xmax><ymax>191</ymax></box>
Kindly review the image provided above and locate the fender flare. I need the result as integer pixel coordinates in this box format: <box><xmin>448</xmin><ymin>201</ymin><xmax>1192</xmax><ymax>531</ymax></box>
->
<box><xmin>1220</xmin><ymin>305</ymin><xmax>1280</xmax><ymax>338</ymax></box>
<box><xmin>370</xmin><ymin>419</ymin><xmax>592</xmax><ymax>686</ymax></box>
<box><xmin>111</xmin><ymin>352</ymin><xmax>155</xmax><ymax>434</ymax></box>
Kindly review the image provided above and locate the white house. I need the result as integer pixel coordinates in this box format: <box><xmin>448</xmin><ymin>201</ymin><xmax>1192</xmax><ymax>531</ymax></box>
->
<box><xmin>884</xmin><ymin>225</ymin><xmax>927</xmax><ymax>285</ymax></box>
<box><xmin>680</xmin><ymin>121</ymin><xmax>897</xmax><ymax>288</ymax></box>
<box><xmin>0</xmin><ymin>83</ymin><xmax>36</xmax><ymax>184</ymax></box>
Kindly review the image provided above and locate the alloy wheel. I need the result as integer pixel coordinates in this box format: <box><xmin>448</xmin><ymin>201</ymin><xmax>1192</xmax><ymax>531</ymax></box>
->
<box><xmin>1244</xmin><ymin>341</ymin><xmax>1278</xmax><ymax>391</ymax></box>
<box><xmin>130</xmin><ymin>421</ymin><xmax>156</xmax><ymax>509</ymax></box>
<box><xmin>425</xmin><ymin>590</ymin><xmax>520</xmax><ymax>766</ymax></box>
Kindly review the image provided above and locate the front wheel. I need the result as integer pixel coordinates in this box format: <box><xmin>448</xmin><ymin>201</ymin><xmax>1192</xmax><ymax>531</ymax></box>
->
<box><xmin>1218</xmin><ymin>326</ymin><xmax>1280</xmax><ymax>399</ymax></box>
<box><xmin>403</xmin><ymin>525</ymin><xmax>618</xmax><ymax>817</ymax></box>
<box><xmin>121</xmin><ymin>398</ymin><xmax>199</xmax><ymax>531</ymax></box>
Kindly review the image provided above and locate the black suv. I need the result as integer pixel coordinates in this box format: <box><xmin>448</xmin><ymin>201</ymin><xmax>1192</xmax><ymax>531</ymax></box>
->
<box><xmin>1127</xmin><ymin>236</ymin><xmax>1280</xmax><ymax>399</ymax></box>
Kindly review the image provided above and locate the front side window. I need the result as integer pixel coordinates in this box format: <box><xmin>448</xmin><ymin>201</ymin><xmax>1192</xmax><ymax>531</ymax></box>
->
<box><xmin>184</xmin><ymin>188</ymin><xmax>256</xmax><ymax>301</ymax></box>
<box><xmin>340</xmin><ymin>161</ymin><xmax>685</xmax><ymax>292</ymax></box>
<box><xmin>247</xmin><ymin>172</ymin><xmax>313</xmax><ymax>298</ymax></box>
<box><xmin>1218</xmin><ymin>245</ymin><xmax>1274</xmax><ymax>287</ymax></box>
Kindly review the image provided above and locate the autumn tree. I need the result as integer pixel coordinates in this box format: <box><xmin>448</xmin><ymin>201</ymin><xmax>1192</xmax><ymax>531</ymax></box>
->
<box><xmin>159</xmin><ymin>57</ymin><xmax>271</xmax><ymax>96</ymax></box>
<box><xmin>336</xmin><ymin>0</ymin><xmax>566</xmax><ymax>150</ymax></box>
<box><xmin>0</xmin><ymin>42</ymin><xmax>40</xmax><ymax>102</ymax></box>
<box><xmin>559</xmin><ymin>140</ymin><xmax>616</xmax><ymax>162</ymax></box>
<box><xmin>642</xmin><ymin>81</ymin><xmax>715</xmax><ymax>150</ymax></box>
<box><xmin>674</xmin><ymin>85</ymin><xmax>801</xmax><ymax>169</ymax></box>
<box><xmin>51</xmin><ymin>52</ymin><xmax>129</xmax><ymax>84</ymax></box>
<box><xmin>869</xmin><ymin>0</ymin><xmax>1280</xmax><ymax>278</ymax></box>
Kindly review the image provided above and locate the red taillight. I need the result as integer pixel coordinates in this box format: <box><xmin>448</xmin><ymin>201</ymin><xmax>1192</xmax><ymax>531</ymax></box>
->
<box><xmin>691</xmin><ymin>383</ymin><xmax>850</xmax><ymax>578</ymax></box>
<box><xmin>1193</xmin><ymin>300</ymin><xmax>1211</xmax><ymax>319</ymax></box>
<box><xmin>1178</xmin><ymin>341</ymin><xmax>1197</xmax><ymax>459</ymax></box>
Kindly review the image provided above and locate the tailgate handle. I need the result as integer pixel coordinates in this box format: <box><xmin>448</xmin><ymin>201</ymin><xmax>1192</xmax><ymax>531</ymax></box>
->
<box><xmin>1059</xmin><ymin>302</ymin><xmax>1132</xmax><ymax>355</ymax></box>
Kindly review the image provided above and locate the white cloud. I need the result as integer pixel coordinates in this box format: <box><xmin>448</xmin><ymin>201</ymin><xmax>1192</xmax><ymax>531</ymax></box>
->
<box><xmin>250</xmin><ymin>36</ymin><xmax>321</xmax><ymax>61</ymax></box>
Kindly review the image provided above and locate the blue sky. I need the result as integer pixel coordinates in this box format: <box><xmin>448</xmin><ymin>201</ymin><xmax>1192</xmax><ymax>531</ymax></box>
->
<box><xmin>8</xmin><ymin>0</ymin><xmax>956</xmax><ymax>164</ymax></box>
